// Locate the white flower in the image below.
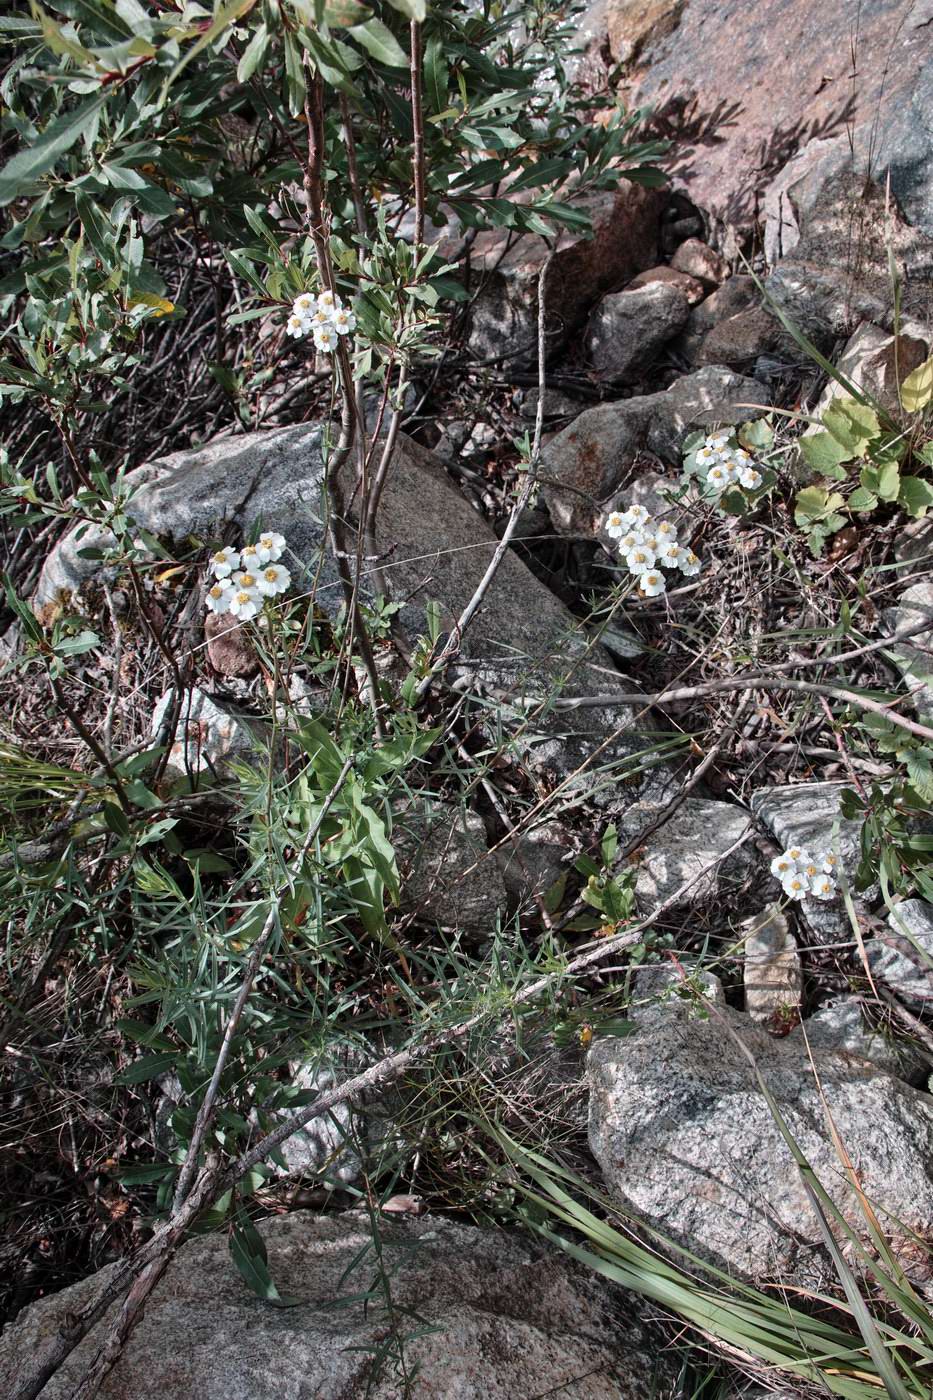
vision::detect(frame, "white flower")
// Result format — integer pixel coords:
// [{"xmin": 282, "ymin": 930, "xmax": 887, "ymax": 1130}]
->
[
  {"xmin": 678, "ymin": 550, "xmax": 702, "ymax": 576},
  {"xmin": 256, "ymin": 532, "xmax": 286, "ymax": 564},
  {"xmin": 655, "ymin": 520, "xmax": 678, "ymax": 542},
  {"xmin": 658, "ymin": 540, "xmax": 684, "ymax": 567},
  {"xmin": 621, "ymin": 504, "xmax": 650, "ymax": 528},
  {"xmin": 317, "ymin": 289, "xmax": 336, "ymax": 312},
  {"xmin": 640, "ymin": 532, "xmax": 659, "ymax": 554},
  {"xmin": 286, "ymin": 313, "xmax": 308, "ymax": 340},
  {"xmin": 332, "ymin": 307, "xmax": 356, "ymax": 335},
  {"xmin": 705, "ymin": 430, "xmax": 733, "ymax": 451},
  {"xmin": 625, "ymin": 546, "xmax": 656, "ymax": 575},
  {"xmin": 256, "ymin": 563, "xmax": 291, "ymax": 597},
  {"xmin": 617, "ymin": 530, "xmax": 644, "ymax": 555},
  {"xmin": 228, "ymin": 586, "xmax": 261, "ymax": 621},
  {"xmin": 809, "ymin": 874, "xmax": 837, "ymax": 901},
  {"xmin": 695, "ymin": 445, "xmax": 721, "ymax": 469},
  {"xmin": 738, "ymin": 466, "xmax": 763, "ymax": 490},
  {"xmin": 819, "ymin": 852, "xmax": 839, "ymax": 875},
  {"xmin": 239, "ymin": 544, "xmax": 262, "ymax": 570},
  {"xmin": 313, "ymin": 324, "xmax": 338, "ymax": 354},
  {"xmin": 730, "ymin": 448, "xmax": 753, "ymax": 469},
  {"xmin": 798, "ymin": 857, "xmax": 823, "ymax": 886},
  {"xmin": 770, "ymin": 853, "xmax": 795, "ymax": 879},
  {"xmin": 293, "ymin": 293, "xmax": 316, "ymax": 318},
  {"xmin": 205, "ymin": 581, "xmax": 233, "ymax": 614},
  {"xmin": 210, "ymin": 546, "xmax": 240, "ymax": 578},
  {"xmin": 706, "ymin": 464, "xmax": 731, "ymax": 492},
  {"xmin": 784, "ymin": 846, "xmax": 811, "ymax": 869},
  {"xmin": 604, "ymin": 511, "xmax": 628, "ymax": 537},
  {"xmin": 781, "ymin": 872, "xmax": 809, "ymax": 901},
  {"xmin": 639, "ymin": 569, "xmax": 666, "ymax": 597}
]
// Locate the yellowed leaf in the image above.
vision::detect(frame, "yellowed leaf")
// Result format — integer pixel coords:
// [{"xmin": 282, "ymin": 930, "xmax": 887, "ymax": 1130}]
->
[
  {"xmin": 900, "ymin": 353, "xmax": 933, "ymax": 414},
  {"xmin": 128, "ymin": 292, "xmax": 175, "ymax": 317}
]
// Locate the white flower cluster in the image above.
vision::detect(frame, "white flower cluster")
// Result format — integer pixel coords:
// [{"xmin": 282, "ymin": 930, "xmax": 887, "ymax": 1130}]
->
[
  {"xmin": 696, "ymin": 429, "xmax": 763, "ymax": 495},
  {"xmin": 770, "ymin": 847, "xmax": 839, "ymax": 902},
  {"xmin": 285, "ymin": 288, "xmax": 356, "ymax": 353},
  {"xmin": 603, "ymin": 504, "xmax": 701, "ymax": 597},
  {"xmin": 204, "ymin": 534, "xmax": 291, "ymax": 622}
]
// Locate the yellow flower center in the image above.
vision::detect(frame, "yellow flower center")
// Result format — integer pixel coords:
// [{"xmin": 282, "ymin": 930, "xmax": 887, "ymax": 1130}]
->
[
  {"xmin": 239, "ymin": 573, "xmax": 255, "ymax": 587},
  {"xmin": 264, "ymin": 568, "xmax": 278, "ymax": 581},
  {"xmin": 236, "ymin": 592, "xmax": 250, "ymax": 605},
  {"xmin": 210, "ymin": 585, "xmax": 224, "ymax": 599},
  {"xmin": 213, "ymin": 551, "xmax": 228, "ymax": 564}
]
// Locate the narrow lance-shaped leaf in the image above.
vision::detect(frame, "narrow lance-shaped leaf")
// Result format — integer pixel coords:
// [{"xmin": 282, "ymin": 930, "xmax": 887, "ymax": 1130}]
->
[{"xmin": 0, "ymin": 93, "xmax": 107, "ymax": 206}]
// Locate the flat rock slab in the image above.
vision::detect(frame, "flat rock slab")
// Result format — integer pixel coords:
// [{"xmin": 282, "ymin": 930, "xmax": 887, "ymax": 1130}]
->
[
  {"xmin": 588, "ymin": 1002, "xmax": 933, "ymax": 1288},
  {"xmin": 0, "ymin": 1211, "xmax": 674, "ymax": 1399},
  {"xmin": 584, "ymin": 281, "xmax": 690, "ymax": 383},
  {"xmin": 602, "ymin": 0, "xmax": 933, "ymax": 243},
  {"xmin": 621, "ymin": 796, "xmax": 754, "ymax": 908},
  {"xmin": 866, "ymin": 898, "xmax": 933, "ymax": 1008},
  {"xmin": 750, "ymin": 781, "xmax": 866, "ymax": 942},
  {"xmin": 542, "ymin": 367, "xmax": 763, "ymax": 533},
  {"xmin": 393, "ymin": 800, "xmax": 507, "ymax": 932}
]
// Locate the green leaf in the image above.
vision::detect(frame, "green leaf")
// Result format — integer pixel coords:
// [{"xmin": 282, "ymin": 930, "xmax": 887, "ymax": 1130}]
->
[
  {"xmin": 237, "ymin": 22, "xmax": 269, "ymax": 81},
  {"xmin": 900, "ymin": 353, "xmax": 933, "ymax": 414},
  {"xmin": 230, "ymin": 1212, "xmax": 301, "ymax": 1306},
  {"xmin": 116, "ymin": 1051, "xmax": 178, "ymax": 1084},
  {"xmin": 323, "ymin": 0, "xmax": 372, "ymax": 23},
  {"xmin": 847, "ymin": 486, "xmax": 877, "ymax": 512},
  {"xmin": 794, "ymin": 486, "xmax": 844, "ymax": 525},
  {"xmin": 822, "ymin": 397, "xmax": 881, "ymax": 456},
  {"xmin": 875, "ymin": 458, "xmax": 901, "ymax": 502},
  {"xmin": 385, "ymin": 0, "xmax": 426, "ymax": 17},
  {"xmin": 0, "ymin": 93, "xmax": 107, "ymax": 206},
  {"xmin": 423, "ymin": 34, "xmax": 447, "ymax": 113},
  {"xmin": 898, "ymin": 475, "xmax": 933, "ymax": 518},
  {"xmin": 905, "ymin": 751, "xmax": 933, "ymax": 802},
  {"xmin": 737, "ymin": 417, "xmax": 774, "ymax": 451},
  {"xmin": 799, "ymin": 431, "xmax": 849, "ymax": 474},
  {"xmin": 348, "ymin": 16, "xmax": 408, "ymax": 65}
]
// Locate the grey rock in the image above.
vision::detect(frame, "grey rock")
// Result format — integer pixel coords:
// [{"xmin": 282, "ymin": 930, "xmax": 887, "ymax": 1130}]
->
[
  {"xmin": 493, "ymin": 818, "xmax": 574, "ymax": 911},
  {"xmin": 884, "ymin": 575, "xmax": 933, "ymax": 726},
  {"xmin": 518, "ymin": 386, "xmax": 586, "ymax": 422},
  {"xmin": 462, "ymin": 179, "xmax": 665, "ymax": 369},
  {"xmin": 805, "ymin": 997, "xmax": 925, "ymax": 1079},
  {"xmin": 619, "ymin": 797, "xmax": 754, "ymax": 909},
  {"xmin": 743, "ymin": 904, "xmax": 802, "ymax": 1029},
  {"xmin": 750, "ymin": 781, "xmax": 865, "ymax": 942},
  {"xmin": 692, "ymin": 306, "xmax": 798, "ymax": 376},
  {"xmin": 542, "ymin": 367, "xmax": 763, "ymax": 533},
  {"xmin": 0, "ymin": 1211, "xmax": 675, "ymax": 1399},
  {"xmin": 679, "ymin": 275, "xmax": 760, "ymax": 364},
  {"xmin": 151, "ymin": 686, "xmax": 255, "ymax": 778},
  {"xmin": 394, "ymin": 800, "xmax": 507, "ymax": 933},
  {"xmin": 584, "ymin": 281, "xmax": 690, "ymax": 383},
  {"xmin": 645, "ymin": 366, "xmax": 764, "ymax": 462},
  {"xmin": 587, "ymin": 1000, "xmax": 933, "ymax": 1288},
  {"xmin": 812, "ymin": 322, "xmax": 930, "ymax": 419},
  {"xmin": 763, "ymin": 162, "xmax": 933, "ymax": 343},
  {"xmin": 37, "ymin": 425, "xmax": 632, "ymax": 704},
  {"xmin": 274, "ymin": 1061, "xmax": 363, "ymax": 1185},
  {"xmin": 865, "ymin": 899, "xmax": 933, "ymax": 1008},
  {"xmin": 628, "ymin": 961, "xmax": 727, "ymax": 1024}
]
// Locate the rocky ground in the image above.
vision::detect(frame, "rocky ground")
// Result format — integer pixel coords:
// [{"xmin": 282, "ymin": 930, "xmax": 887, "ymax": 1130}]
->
[{"xmin": 2, "ymin": 1, "xmax": 933, "ymax": 1397}]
